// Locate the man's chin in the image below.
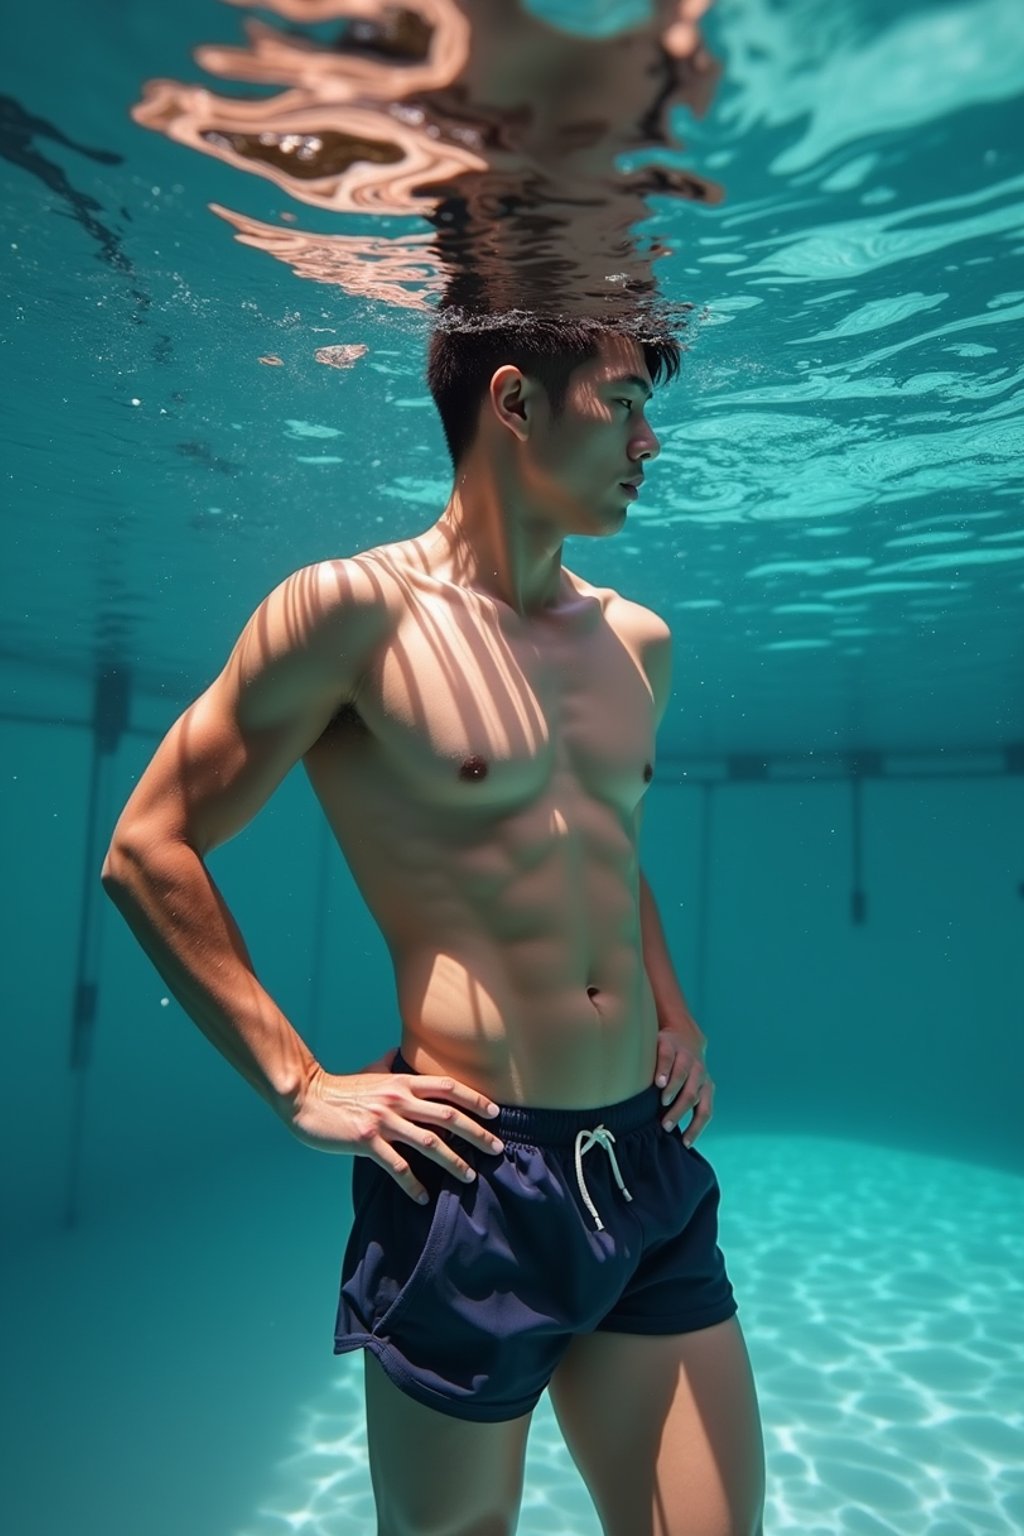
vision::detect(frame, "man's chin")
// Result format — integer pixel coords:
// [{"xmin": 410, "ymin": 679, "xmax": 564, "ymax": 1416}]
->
[
  {"xmin": 595, "ymin": 504, "xmax": 629, "ymax": 534},
  {"xmin": 568, "ymin": 500, "xmax": 629, "ymax": 536}
]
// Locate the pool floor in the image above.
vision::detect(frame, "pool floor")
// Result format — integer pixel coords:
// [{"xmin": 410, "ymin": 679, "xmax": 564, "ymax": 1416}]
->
[{"xmin": 5, "ymin": 1136, "xmax": 1021, "ymax": 1535}]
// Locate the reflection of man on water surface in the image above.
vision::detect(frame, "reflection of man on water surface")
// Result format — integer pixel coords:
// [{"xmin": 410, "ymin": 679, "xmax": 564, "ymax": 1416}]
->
[
  {"xmin": 102, "ymin": 307, "xmax": 766, "ymax": 1534},
  {"xmin": 134, "ymin": 0, "xmax": 722, "ymax": 311}
]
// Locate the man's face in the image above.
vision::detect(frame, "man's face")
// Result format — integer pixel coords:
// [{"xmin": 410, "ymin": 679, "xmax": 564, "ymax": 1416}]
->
[{"xmin": 521, "ymin": 333, "xmax": 662, "ymax": 535}]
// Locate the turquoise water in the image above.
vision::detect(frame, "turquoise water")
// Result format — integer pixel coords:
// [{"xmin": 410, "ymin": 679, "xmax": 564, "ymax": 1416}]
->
[{"xmin": 3, "ymin": 1, "xmax": 1023, "ymax": 1532}]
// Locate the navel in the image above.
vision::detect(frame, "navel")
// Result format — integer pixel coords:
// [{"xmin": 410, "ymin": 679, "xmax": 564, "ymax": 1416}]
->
[
  {"xmin": 643, "ymin": 762, "xmax": 653, "ymax": 782},
  {"xmin": 458, "ymin": 754, "xmax": 489, "ymax": 781}
]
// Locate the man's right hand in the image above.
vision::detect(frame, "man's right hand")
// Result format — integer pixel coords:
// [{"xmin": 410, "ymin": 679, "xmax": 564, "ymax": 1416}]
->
[{"xmin": 289, "ymin": 1055, "xmax": 506, "ymax": 1203}]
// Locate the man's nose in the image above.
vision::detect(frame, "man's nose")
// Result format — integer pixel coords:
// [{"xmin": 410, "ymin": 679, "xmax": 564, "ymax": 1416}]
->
[{"xmin": 632, "ymin": 425, "xmax": 660, "ymax": 463}]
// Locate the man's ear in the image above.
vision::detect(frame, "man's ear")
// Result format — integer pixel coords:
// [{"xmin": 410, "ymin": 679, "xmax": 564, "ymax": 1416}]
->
[{"xmin": 489, "ymin": 365, "xmax": 531, "ymax": 441}]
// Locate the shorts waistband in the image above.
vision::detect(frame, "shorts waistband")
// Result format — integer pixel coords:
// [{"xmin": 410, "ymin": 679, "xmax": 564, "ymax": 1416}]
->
[{"xmin": 390, "ymin": 1048, "xmax": 662, "ymax": 1147}]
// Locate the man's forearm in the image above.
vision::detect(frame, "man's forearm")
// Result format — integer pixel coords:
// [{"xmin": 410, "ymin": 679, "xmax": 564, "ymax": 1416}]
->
[
  {"xmin": 101, "ymin": 837, "xmax": 319, "ymax": 1121},
  {"xmin": 639, "ymin": 869, "xmax": 706, "ymax": 1045}
]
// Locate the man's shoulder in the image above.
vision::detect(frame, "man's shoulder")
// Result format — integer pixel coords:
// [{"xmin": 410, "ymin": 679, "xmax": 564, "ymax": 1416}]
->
[
  {"xmin": 595, "ymin": 589, "xmax": 673, "ymax": 721},
  {"xmin": 597, "ymin": 584, "xmax": 672, "ymax": 650},
  {"xmin": 270, "ymin": 554, "xmax": 403, "ymax": 659},
  {"xmin": 300, "ymin": 549, "xmax": 410, "ymax": 616},
  {"xmin": 321, "ymin": 538, "xmax": 440, "ymax": 608}
]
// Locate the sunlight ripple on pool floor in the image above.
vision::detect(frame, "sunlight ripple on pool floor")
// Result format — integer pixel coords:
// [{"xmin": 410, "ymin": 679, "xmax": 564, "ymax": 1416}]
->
[{"xmin": 233, "ymin": 1139, "xmax": 1024, "ymax": 1536}]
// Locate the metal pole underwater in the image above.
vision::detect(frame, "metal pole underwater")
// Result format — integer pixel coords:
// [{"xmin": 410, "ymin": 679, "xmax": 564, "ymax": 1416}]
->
[{"xmin": 63, "ymin": 663, "xmax": 131, "ymax": 1230}]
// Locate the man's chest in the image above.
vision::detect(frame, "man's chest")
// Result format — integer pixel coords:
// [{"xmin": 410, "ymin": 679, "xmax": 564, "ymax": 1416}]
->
[{"xmin": 342, "ymin": 588, "xmax": 657, "ymax": 818}]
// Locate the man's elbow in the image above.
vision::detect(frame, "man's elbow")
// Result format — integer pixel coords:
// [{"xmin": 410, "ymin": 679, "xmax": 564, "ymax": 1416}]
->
[
  {"xmin": 100, "ymin": 841, "xmax": 128, "ymax": 891},
  {"xmin": 100, "ymin": 829, "xmax": 145, "ymax": 891}
]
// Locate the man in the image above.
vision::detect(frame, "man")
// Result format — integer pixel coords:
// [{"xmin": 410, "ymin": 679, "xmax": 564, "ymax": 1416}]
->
[{"xmin": 101, "ymin": 313, "xmax": 765, "ymax": 1536}]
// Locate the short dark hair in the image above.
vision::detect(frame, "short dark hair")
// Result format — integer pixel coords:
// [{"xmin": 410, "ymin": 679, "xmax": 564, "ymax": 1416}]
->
[{"xmin": 426, "ymin": 309, "xmax": 686, "ymax": 470}]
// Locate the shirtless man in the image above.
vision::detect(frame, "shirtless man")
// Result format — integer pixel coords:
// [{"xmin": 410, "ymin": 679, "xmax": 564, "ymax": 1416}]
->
[{"xmin": 101, "ymin": 316, "xmax": 765, "ymax": 1536}]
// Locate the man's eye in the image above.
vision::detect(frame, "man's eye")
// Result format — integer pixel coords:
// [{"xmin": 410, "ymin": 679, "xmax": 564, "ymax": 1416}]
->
[{"xmin": 617, "ymin": 399, "xmax": 633, "ymax": 409}]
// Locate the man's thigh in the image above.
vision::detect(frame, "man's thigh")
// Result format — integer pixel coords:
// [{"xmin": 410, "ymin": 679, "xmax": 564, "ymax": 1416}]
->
[
  {"xmin": 363, "ymin": 1353, "xmax": 535, "ymax": 1536},
  {"xmin": 547, "ymin": 1317, "xmax": 765, "ymax": 1536}
]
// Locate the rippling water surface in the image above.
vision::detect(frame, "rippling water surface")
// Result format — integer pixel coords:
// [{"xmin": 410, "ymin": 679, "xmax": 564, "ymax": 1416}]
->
[{"xmin": 3, "ymin": 0, "xmax": 1022, "ymax": 755}]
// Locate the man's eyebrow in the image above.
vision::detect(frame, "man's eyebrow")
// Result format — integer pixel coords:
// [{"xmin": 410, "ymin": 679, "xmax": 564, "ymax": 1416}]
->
[{"xmin": 606, "ymin": 373, "xmax": 654, "ymax": 401}]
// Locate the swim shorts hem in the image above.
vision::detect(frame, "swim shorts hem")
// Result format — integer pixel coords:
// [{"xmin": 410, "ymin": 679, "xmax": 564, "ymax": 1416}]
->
[
  {"xmin": 596, "ymin": 1296, "xmax": 738, "ymax": 1336},
  {"xmin": 334, "ymin": 1333, "xmax": 544, "ymax": 1423}
]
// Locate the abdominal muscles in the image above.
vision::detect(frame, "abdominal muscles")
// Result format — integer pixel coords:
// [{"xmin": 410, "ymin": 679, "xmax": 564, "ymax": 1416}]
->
[{"xmin": 392, "ymin": 928, "xmax": 659, "ymax": 1109}]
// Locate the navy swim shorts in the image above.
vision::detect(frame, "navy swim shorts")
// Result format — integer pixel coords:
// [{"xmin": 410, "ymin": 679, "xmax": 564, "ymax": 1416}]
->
[{"xmin": 333, "ymin": 1048, "xmax": 738, "ymax": 1422}]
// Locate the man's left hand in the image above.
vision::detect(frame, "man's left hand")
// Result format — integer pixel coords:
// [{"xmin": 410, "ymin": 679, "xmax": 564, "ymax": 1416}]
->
[{"xmin": 653, "ymin": 1027, "xmax": 713, "ymax": 1146}]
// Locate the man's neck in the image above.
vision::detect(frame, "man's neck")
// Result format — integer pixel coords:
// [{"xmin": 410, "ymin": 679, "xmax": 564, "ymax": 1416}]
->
[{"xmin": 427, "ymin": 480, "xmax": 569, "ymax": 619}]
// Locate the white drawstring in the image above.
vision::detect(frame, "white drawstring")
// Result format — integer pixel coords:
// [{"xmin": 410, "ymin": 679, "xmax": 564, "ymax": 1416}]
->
[{"xmin": 574, "ymin": 1125, "xmax": 633, "ymax": 1232}]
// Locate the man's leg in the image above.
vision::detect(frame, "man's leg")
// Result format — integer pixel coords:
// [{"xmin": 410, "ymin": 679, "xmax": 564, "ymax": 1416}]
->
[
  {"xmin": 547, "ymin": 1316, "xmax": 765, "ymax": 1536},
  {"xmin": 363, "ymin": 1353, "xmax": 535, "ymax": 1536}
]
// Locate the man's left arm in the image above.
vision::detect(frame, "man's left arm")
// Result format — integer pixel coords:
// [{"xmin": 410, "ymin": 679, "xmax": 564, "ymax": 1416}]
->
[
  {"xmin": 637, "ymin": 611, "xmax": 714, "ymax": 1144},
  {"xmin": 639, "ymin": 868, "xmax": 705, "ymax": 1048}
]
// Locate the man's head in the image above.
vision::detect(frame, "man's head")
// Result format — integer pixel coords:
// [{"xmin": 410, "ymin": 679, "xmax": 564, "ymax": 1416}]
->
[{"xmin": 426, "ymin": 312, "xmax": 682, "ymax": 533}]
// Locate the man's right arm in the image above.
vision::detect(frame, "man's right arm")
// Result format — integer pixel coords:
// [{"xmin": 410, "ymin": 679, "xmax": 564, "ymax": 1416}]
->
[{"xmin": 100, "ymin": 557, "xmax": 391, "ymax": 1126}]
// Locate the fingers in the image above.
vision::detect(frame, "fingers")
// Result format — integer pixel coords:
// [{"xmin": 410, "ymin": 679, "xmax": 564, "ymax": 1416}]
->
[
  {"xmin": 374, "ymin": 1121, "xmax": 497, "ymax": 1204},
  {"xmin": 654, "ymin": 1042, "xmax": 675, "ymax": 1092},
  {"xmin": 407, "ymin": 1077, "xmax": 505, "ymax": 1154},
  {"xmin": 410, "ymin": 1096, "xmax": 507, "ymax": 1155},
  {"xmin": 393, "ymin": 1104, "xmax": 505, "ymax": 1186},
  {"xmin": 662, "ymin": 1070, "xmax": 714, "ymax": 1146},
  {"xmin": 408, "ymin": 1074, "xmax": 502, "ymax": 1124},
  {"xmin": 372, "ymin": 1138, "xmax": 435, "ymax": 1205},
  {"xmin": 376, "ymin": 1075, "xmax": 506, "ymax": 1202},
  {"xmin": 654, "ymin": 1032, "xmax": 714, "ymax": 1146},
  {"xmin": 681, "ymin": 1077, "xmax": 713, "ymax": 1146}
]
